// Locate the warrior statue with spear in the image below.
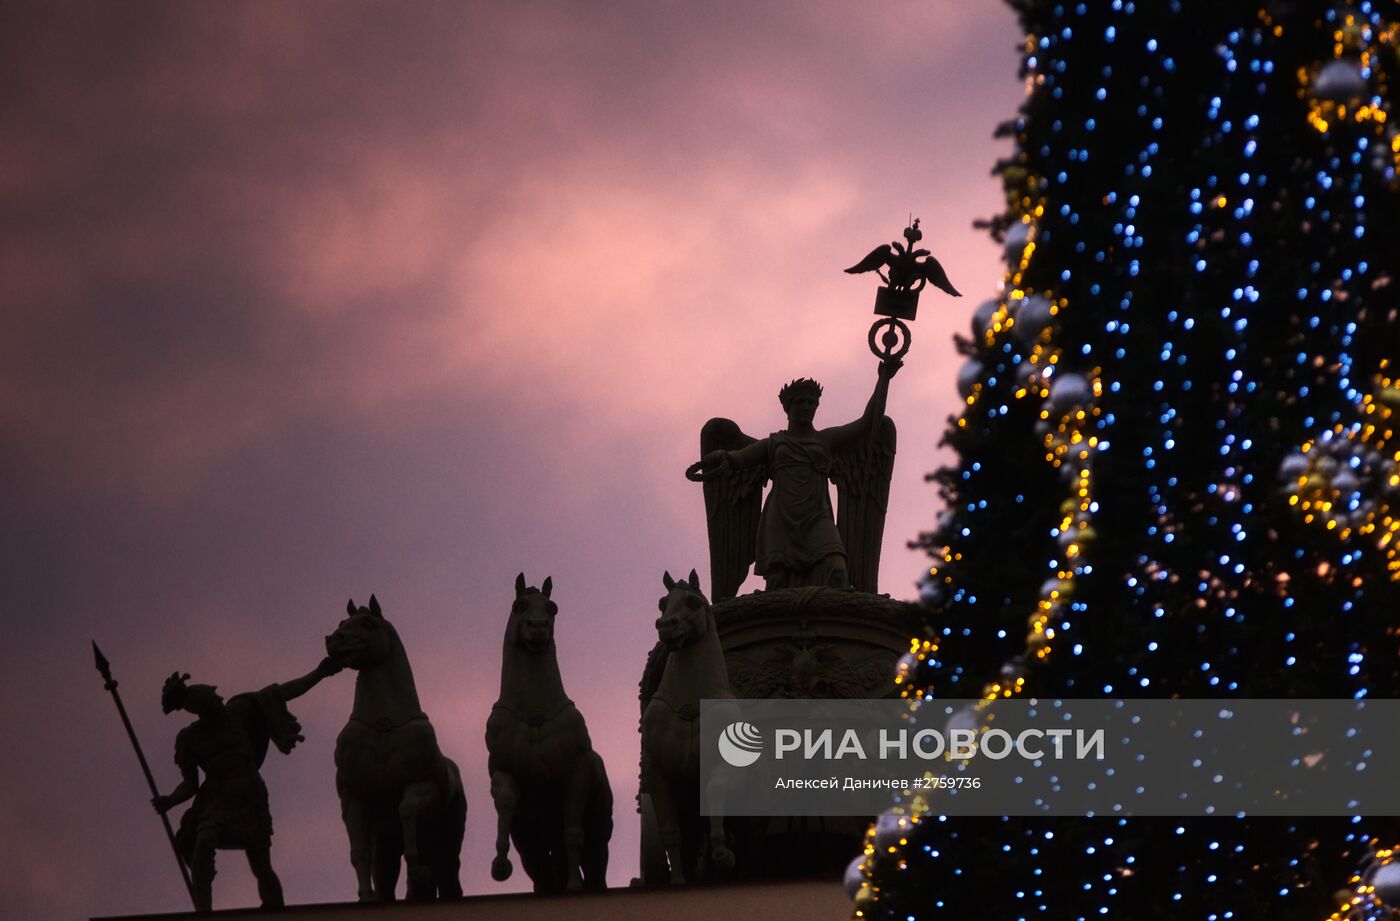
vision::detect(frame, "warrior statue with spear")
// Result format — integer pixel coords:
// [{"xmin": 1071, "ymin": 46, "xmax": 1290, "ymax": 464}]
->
[
  {"xmin": 152, "ymin": 659, "xmax": 342, "ymax": 911},
  {"xmin": 153, "ymin": 660, "xmax": 342, "ymax": 911},
  {"xmin": 95, "ymin": 641, "xmax": 343, "ymax": 913}
]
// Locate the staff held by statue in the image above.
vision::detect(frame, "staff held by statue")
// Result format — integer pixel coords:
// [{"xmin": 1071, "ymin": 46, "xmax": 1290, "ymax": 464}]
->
[{"xmin": 92, "ymin": 641, "xmax": 198, "ymax": 910}]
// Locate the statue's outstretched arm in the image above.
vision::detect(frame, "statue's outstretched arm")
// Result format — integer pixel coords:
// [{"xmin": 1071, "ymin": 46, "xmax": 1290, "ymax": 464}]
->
[
  {"xmin": 825, "ymin": 359, "xmax": 902, "ymax": 449},
  {"xmin": 154, "ymin": 762, "xmax": 198, "ymax": 814},
  {"xmin": 726, "ymin": 437, "xmax": 769, "ymax": 469},
  {"xmin": 274, "ymin": 656, "xmax": 343, "ymax": 702},
  {"xmin": 705, "ymin": 436, "xmax": 768, "ymax": 471}
]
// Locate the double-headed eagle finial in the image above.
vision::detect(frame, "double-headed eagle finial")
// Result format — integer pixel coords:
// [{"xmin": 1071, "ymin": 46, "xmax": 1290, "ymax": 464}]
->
[{"xmin": 844, "ymin": 217, "xmax": 961, "ymax": 298}]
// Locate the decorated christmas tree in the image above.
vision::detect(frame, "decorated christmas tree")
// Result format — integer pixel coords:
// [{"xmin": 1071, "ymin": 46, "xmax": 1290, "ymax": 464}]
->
[{"xmin": 854, "ymin": 1, "xmax": 1400, "ymax": 918}]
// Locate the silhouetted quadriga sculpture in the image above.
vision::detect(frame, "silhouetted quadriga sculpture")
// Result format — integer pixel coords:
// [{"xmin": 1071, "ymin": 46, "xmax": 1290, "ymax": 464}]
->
[
  {"xmin": 152, "ymin": 659, "xmax": 341, "ymax": 912},
  {"xmin": 98, "ymin": 227, "xmax": 954, "ymax": 910},
  {"xmin": 486, "ymin": 573, "xmax": 613, "ymax": 892},
  {"xmin": 328, "ymin": 595, "xmax": 466, "ymax": 901}
]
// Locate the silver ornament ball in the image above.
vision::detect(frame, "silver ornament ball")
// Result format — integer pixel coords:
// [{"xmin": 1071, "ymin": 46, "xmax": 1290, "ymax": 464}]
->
[
  {"xmin": 1313, "ymin": 59, "xmax": 1368, "ymax": 102},
  {"xmin": 873, "ymin": 811, "xmax": 909, "ymax": 851},
  {"xmin": 1014, "ymin": 294, "xmax": 1054, "ymax": 343},
  {"xmin": 1047, "ymin": 373, "xmax": 1092, "ymax": 414},
  {"xmin": 844, "ymin": 855, "xmax": 868, "ymax": 899},
  {"xmin": 1373, "ymin": 862, "xmax": 1400, "ymax": 905},
  {"xmin": 1003, "ymin": 221, "xmax": 1030, "ymax": 262},
  {"xmin": 972, "ymin": 299, "xmax": 999, "ymax": 338},
  {"xmin": 957, "ymin": 359, "xmax": 984, "ymax": 399}
]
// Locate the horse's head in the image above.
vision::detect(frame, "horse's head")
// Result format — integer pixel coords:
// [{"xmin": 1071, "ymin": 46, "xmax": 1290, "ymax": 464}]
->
[
  {"xmin": 656, "ymin": 569, "xmax": 711, "ymax": 650},
  {"xmin": 326, "ymin": 594, "xmax": 398, "ymax": 670},
  {"xmin": 508, "ymin": 572, "xmax": 557, "ymax": 655}
]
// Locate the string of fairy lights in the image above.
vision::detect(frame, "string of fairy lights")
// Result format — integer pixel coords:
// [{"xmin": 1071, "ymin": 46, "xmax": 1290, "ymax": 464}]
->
[
  {"xmin": 849, "ymin": 2, "xmax": 1400, "ymax": 919},
  {"xmin": 1307, "ymin": 7, "xmax": 1400, "ymax": 919},
  {"xmin": 854, "ymin": 2, "xmax": 1118, "ymax": 912},
  {"xmin": 1297, "ymin": 10, "xmax": 1400, "ymax": 919},
  {"xmin": 1285, "ymin": 8, "xmax": 1400, "ymax": 585},
  {"xmin": 1284, "ymin": 367, "xmax": 1399, "ymax": 580}
]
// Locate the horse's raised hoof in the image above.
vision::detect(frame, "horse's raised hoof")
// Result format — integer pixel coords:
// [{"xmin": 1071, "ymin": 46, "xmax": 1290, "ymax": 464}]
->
[
  {"xmin": 711, "ymin": 844, "xmax": 736, "ymax": 870},
  {"xmin": 491, "ymin": 856, "xmax": 514, "ymax": 881}
]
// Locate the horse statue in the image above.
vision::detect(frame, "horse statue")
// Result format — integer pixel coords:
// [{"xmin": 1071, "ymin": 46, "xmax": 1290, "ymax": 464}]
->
[
  {"xmin": 640, "ymin": 569, "xmax": 740, "ymax": 883},
  {"xmin": 485, "ymin": 573, "xmax": 613, "ymax": 892},
  {"xmin": 327, "ymin": 595, "xmax": 466, "ymax": 901}
]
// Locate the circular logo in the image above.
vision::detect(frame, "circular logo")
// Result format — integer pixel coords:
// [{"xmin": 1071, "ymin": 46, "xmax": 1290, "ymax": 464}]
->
[{"xmin": 717, "ymin": 721, "xmax": 764, "ymax": 767}]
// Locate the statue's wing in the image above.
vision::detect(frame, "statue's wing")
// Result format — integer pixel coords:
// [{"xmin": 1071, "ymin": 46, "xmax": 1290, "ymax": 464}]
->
[
  {"xmin": 831, "ymin": 415, "xmax": 896, "ymax": 594},
  {"xmin": 701, "ymin": 417, "xmax": 767, "ymax": 601},
  {"xmin": 844, "ymin": 243, "xmax": 895, "ymax": 275},
  {"xmin": 919, "ymin": 253, "xmax": 962, "ymax": 297}
]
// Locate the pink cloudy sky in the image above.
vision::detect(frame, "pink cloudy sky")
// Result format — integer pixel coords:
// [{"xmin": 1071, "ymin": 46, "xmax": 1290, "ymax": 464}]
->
[{"xmin": 0, "ymin": 2, "xmax": 1020, "ymax": 916}]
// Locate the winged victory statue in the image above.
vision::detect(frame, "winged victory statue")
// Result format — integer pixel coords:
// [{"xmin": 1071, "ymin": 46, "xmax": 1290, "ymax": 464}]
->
[{"xmin": 686, "ymin": 359, "xmax": 901, "ymax": 601}]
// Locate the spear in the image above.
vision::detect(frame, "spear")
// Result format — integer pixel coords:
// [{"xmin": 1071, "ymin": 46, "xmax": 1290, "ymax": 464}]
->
[{"xmin": 92, "ymin": 641, "xmax": 196, "ymax": 909}]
